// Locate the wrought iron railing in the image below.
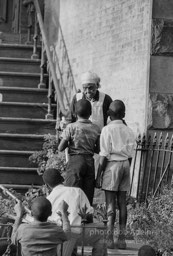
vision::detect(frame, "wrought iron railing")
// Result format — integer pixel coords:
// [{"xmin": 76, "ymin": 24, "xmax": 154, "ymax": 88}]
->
[
  {"xmin": 130, "ymin": 132, "xmax": 173, "ymax": 202},
  {"xmin": 55, "ymin": 22, "xmax": 77, "ymax": 101},
  {"xmin": 19, "ymin": 0, "xmax": 77, "ymax": 125}
]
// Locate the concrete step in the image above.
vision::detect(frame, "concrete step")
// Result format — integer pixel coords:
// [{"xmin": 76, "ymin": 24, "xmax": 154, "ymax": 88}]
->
[
  {"xmin": 0, "ymin": 57, "xmax": 41, "ymax": 73},
  {"xmin": 0, "ymin": 71, "xmax": 48, "ymax": 88},
  {"xmin": 0, "ymin": 167, "xmax": 43, "ymax": 186},
  {"xmin": 77, "ymin": 241, "xmax": 141, "ymax": 255},
  {"xmin": 0, "ymin": 117, "xmax": 56, "ymax": 135},
  {"xmin": 0, "ymin": 150, "xmax": 36, "ymax": 168},
  {"xmin": 0, "ymin": 87, "xmax": 48, "ymax": 103},
  {"xmin": 0, "ymin": 133, "xmax": 45, "ymax": 151},
  {"xmin": 0, "ymin": 44, "xmax": 41, "ymax": 59},
  {"xmin": 0, "ymin": 32, "xmax": 29, "ymax": 44},
  {"xmin": 0, "ymin": 102, "xmax": 56, "ymax": 119}
]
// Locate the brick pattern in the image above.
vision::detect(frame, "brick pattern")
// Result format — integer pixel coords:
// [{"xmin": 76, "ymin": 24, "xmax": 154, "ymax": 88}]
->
[{"xmin": 55, "ymin": 0, "xmax": 152, "ymax": 133}]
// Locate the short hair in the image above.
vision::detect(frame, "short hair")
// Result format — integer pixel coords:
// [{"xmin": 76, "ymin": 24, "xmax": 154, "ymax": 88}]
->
[
  {"xmin": 108, "ymin": 100, "xmax": 125, "ymax": 118},
  {"xmin": 42, "ymin": 168, "xmax": 64, "ymax": 188},
  {"xmin": 138, "ymin": 245, "xmax": 156, "ymax": 256},
  {"xmin": 75, "ymin": 99, "xmax": 91, "ymax": 118},
  {"xmin": 31, "ymin": 196, "xmax": 52, "ymax": 222}
]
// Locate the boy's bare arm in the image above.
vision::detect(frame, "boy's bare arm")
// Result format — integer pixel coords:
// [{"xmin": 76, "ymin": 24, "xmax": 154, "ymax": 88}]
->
[
  {"xmin": 58, "ymin": 139, "xmax": 68, "ymax": 152},
  {"xmin": 95, "ymin": 156, "xmax": 107, "ymax": 188},
  {"xmin": 57, "ymin": 200, "xmax": 71, "ymax": 240}
]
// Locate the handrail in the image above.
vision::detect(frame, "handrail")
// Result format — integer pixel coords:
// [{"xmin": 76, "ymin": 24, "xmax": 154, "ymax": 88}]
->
[
  {"xmin": 33, "ymin": 0, "xmax": 68, "ymax": 116},
  {"xmin": 58, "ymin": 24, "xmax": 77, "ymax": 94},
  {"xmin": 50, "ymin": 45, "xmax": 71, "ymax": 108}
]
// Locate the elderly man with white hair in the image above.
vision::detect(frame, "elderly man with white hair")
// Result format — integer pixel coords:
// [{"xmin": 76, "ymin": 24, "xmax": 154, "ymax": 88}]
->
[{"xmin": 69, "ymin": 71, "xmax": 112, "ymax": 129}]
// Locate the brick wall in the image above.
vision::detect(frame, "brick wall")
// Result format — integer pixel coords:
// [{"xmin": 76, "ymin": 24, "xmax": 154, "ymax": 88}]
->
[{"xmin": 45, "ymin": 0, "xmax": 152, "ymax": 133}]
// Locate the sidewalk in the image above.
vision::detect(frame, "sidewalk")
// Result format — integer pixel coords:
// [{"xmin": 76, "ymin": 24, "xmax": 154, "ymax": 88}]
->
[{"xmin": 78, "ymin": 241, "xmax": 142, "ymax": 255}]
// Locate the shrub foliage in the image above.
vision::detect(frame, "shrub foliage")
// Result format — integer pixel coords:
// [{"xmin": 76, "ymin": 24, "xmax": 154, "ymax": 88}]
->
[
  {"xmin": 128, "ymin": 185, "xmax": 173, "ymax": 255},
  {"xmin": 29, "ymin": 134, "xmax": 66, "ymax": 176}
]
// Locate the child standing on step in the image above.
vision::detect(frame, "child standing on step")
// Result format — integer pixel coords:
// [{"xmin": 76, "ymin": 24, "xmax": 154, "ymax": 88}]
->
[
  {"xmin": 96, "ymin": 100, "xmax": 135, "ymax": 249},
  {"xmin": 58, "ymin": 99, "xmax": 101, "ymax": 206}
]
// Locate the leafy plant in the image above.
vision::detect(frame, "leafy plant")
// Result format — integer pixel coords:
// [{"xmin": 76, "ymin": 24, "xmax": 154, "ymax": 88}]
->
[
  {"xmin": 78, "ymin": 205, "xmax": 90, "ymax": 223},
  {"xmin": 29, "ymin": 134, "xmax": 66, "ymax": 176},
  {"xmin": 0, "ymin": 189, "xmax": 24, "ymax": 219},
  {"xmin": 94, "ymin": 203, "xmax": 107, "ymax": 223},
  {"xmin": 128, "ymin": 185, "xmax": 173, "ymax": 255},
  {"xmin": 0, "ymin": 195, "xmax": 15, "ymax": 220},
  {"xmin": 23, "ymin": 185, "xmax": 49, "ymax": 209},
  {"xmin": 0, "ymin": 185, "xmax": 49, "ymax": 219}
]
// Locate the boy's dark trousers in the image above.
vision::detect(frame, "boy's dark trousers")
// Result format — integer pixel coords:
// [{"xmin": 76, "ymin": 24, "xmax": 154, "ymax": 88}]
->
[{"xmin": 64, "ymin": 154, "xmax": 95, "ymax": 206}]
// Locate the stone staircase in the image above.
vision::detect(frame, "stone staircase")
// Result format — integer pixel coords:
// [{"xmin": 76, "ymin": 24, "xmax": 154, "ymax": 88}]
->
[
  {"xmin": 0, "ymin": 43, "xmax": 56, "ymax": 193},
  {"xmin": 78, "ymin": 241, "xmax": 141, "ymax": 255}
]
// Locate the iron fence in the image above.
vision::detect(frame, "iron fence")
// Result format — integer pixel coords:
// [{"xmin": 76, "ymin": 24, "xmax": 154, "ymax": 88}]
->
[{"xmin": 130, "ymin": 132, "xmax": 173, "ymax": 202}]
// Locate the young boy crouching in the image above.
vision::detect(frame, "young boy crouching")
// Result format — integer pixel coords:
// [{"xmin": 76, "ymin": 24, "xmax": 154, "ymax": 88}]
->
[{"xmin": 11, "ymin": 197, "xmax": 70, "ymax": 256}]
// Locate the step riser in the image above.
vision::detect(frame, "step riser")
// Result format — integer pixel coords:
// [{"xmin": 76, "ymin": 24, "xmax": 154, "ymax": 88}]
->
[
  {"xmin": 0, "ymin": 61, "xmax": 40, "ymax": 73},
  {"xmin": 1, "ymin": 33, "xmax": 28, "ymax": 44},
  {"xmin": 0, "ymin": 43, "xmax": 56, "ymax": 190},
  {"xmin": 0, "ymin": 104, "xmax": 51, "ymax": 119},
  {"xmin": 0, "ymin": 153, "xmax": 36, "ymax": 168},
  {"xmin": 0, "ymin": 137, "xmax": 44, "ymax": 151},
  {"xmin": 0, "ymin": 75, "xmax": 48, "ymax": 88},
  {"xmin": 0, "ymin": 90, "xmax": 48, "ymax": 103},
  {"xmin": 0, "ymin": 120, "xmax": 56, "ymax": 135},
  {"xmin": 0, "ymin": 48, "xmax": 41, "ymax": 59},
  {"xmin": 0, "ymin": 170, "xmax": 43, "ymax": 185}
]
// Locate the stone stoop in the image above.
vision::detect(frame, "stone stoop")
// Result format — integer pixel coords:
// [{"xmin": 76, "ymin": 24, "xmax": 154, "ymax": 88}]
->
[
  {"xmin": 77, "ymin": 241, "xmax": 141, "ymax": 255},
  {"xmin": 0, "ymin": 42, "xmax": 56, "ymax": 193}
]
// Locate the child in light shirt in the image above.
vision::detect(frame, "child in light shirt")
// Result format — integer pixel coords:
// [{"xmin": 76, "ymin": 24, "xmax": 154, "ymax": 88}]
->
[{"xmin": 96, "ymin": 100, "xmax": 135, "ymax": 249}]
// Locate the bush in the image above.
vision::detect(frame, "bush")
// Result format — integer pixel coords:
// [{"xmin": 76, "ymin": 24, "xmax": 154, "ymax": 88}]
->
[
  {"xmin": 29, "ymin": 134, "xmax": 66, "ymax": 176},
  {"xmin": 128, "ymin": 185, "xmax": 173, "ymax": 255}
]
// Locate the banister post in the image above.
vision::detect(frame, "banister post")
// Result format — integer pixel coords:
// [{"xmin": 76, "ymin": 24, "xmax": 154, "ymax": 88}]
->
[
  {"xmin": 33, "ymin": 0, "xmax": 68, "ymax": 116},
  {"xmin": 31, "ymin": 9, "xmax": 39, "ymax": 59},
  {"xmin": 38, "ymin": 41, "xmax": 46, "ymax": 89},
  {"xmin": 25, "ymin": 3, "xmax": 34, "ymax": 45},
  {"xmin": 45, "ymin": 69, "xmax": 53, "ymax": 120}
]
